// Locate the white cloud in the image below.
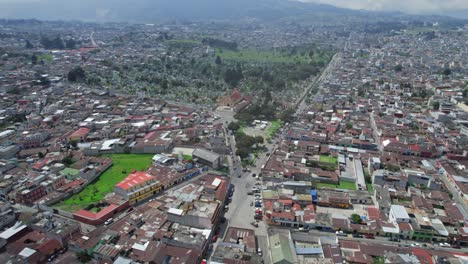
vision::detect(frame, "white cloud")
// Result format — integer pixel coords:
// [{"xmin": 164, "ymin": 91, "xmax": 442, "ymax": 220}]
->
[{"xmin": 300, "ymin": 0, "xmax": 468, "ymax": 14}]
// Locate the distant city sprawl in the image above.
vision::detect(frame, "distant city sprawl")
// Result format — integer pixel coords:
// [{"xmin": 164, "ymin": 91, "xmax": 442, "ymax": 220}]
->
[{"xmin": 0, "ymin": 10, "xmax": 467, "ymax": 264}]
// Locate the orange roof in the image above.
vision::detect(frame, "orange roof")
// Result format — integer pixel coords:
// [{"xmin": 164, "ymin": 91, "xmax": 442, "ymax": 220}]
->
[
  {"xmin": 74, "ymin": 204, "xmax": 118, "ymax": 220},
  {"xmin": 69, "ymin": 127, "xmax": 90, "ymax": 139},
  {"xmin": 115, "ymin": 171, "xmax": 155, "ymax": 191}
]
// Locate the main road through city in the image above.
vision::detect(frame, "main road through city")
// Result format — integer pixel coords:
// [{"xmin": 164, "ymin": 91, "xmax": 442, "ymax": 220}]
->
[{"xmin": 211, "ymin": 53, "xmax": 342, "ymax": 263}]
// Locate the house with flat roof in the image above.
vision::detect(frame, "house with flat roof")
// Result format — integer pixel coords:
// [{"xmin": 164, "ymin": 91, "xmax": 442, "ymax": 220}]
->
[
  {"xmin": 389, "ymin": 205, "xmax": 410, "ymax": 224},
  {"xmin": 192, "ymin": 148, "xmax": 220, "ymax": 168}
]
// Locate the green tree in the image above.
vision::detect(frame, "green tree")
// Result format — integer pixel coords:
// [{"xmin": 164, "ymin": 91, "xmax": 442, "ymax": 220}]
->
[
  {"xmin": 236, "ymin": 148, "xmax": 250, "ymax": 159},
  {"xmin": 31, "ymin": 54, "xmax": 38, "ymax": 65},
  {"xmin": 255, "ymin": 136, "xmax": 264, "ymax": 148},
  {"xmin": 227, "ymin": 122, "xmax": 240, "ymax": 131},
  {"xmin": 25, "ymin": 39, "xmax": 34, "ymax": 49},
  {"xmin": 432, "ymin": 101, "xmax": 440, "ymax": 111},
  {"xmin": 161, "ymin": 79, "xmax": 168, "ymax": 90},
  {"xmin": 62, "ymin": 154, "xmax": 74, "ymax": 166},
  {"xmin": 442, "ymin": 68, "xmax": 451, "ymax": 76},
  {"xmin": 215, "ymin": 55, "xmax": 222, "ymax": 65},
  {"xmin": 394, "ymin": 64, "xmax": 403, "ymax": 72},
  {"xmin": 279, "ymin": 108, "xmax": 295, "ymax": 123},
  {"xmin": 351, "ymin": 214, "xmax": 362, "ymax": 224},
  {"xmin": 346, "ymin": 122, "xmax": 353, "ymax": 129},
  {"xmin": 68, "ymin": 66, "xmax": 86, "ymax": 82}
]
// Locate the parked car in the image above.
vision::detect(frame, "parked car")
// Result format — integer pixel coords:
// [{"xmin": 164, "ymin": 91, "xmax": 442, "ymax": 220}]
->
[
  {"xmin": 104, "ymin": 218, "xmax": 114, "ymax": 226},
  {"xmin": 336, "ymin": 231, "xmax": 346, "ymax": 237},
  {"xmin": 250, "ymin": 221, "xmax": 258, "ymax": 227},
  {"xmin": 352, "ymin": 234, "xmax": 363, "ymax": 238},
  {"xmin": 411, "ymin": 243, "xmax": 421, "ymax": 247},
  {"xmin": 363, "ymin": 234, "xmax": 374, "ymax": 239},
  {"xmin": 212, "ymin": 235, "xmax": 218, "ymax": 243}
]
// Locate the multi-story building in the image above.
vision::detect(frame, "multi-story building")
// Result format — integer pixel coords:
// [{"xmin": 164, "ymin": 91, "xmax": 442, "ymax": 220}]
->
[
  {"xmin": 16, "ymin": 184, "xmax": 47, "ymax": 204},
  {"xmin": 114, "ymin": 171, "xmax": 162, "ymax": 204}
]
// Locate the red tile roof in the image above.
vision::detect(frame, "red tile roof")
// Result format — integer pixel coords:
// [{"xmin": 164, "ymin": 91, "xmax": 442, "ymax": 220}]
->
[
  {"xmin": 412, "ymin": 248, "xmax": 434, "ymax": 264},
  {"xmin": 33, "ymin": 158, "xmax": 50, "ymax": 170},
  {"xmin": 115, "ymin": 171, "xmax": 155, "ymax": 191},
  {"xmin": 73, "ymin": 204, "xmax": 118, "ymax": 220},
  {"xmin": 69, "ymin": 127, "xmax": 90, "ymax": 139},
  {"xmin": 367, "ymin": 207, "xmax": 380, "ymax": 220},
  {"xmin": 35, "ymin": 239, "xmax": 61, "ymax": 255}
]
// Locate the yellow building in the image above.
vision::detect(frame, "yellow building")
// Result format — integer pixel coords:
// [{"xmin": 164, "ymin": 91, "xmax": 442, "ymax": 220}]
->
[{"xmin": 114, "ymin": 171, "xmax": 162, "ymax": 204}]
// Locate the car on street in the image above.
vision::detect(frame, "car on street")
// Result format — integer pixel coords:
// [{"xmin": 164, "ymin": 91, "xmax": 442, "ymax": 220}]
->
[
  {"xmin": 335, "ymin": 231, "xmax": 346, "ymax": 236},
  {"xmin": 212, "ymin": 235, "xmax": 218, "ymax": 242},
  {"xmin": 363, "ymin": 234, "xmax": 374, "ymax": 239},
  {"xmin": 411, "ymin": 243, "xmax": 421, "ymax": 247},
  {"xmin": 104, "ymin": 218, "xmax": 114, "ymax": 226}
]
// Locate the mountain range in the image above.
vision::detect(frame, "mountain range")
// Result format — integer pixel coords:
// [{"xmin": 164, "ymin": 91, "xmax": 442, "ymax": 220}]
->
[
  {"xmin": 0, "ymin": 0, "xmax": 378, "ymax": 23},
  {"xmin": 0, "ymin": 0, "xmax": 465, "ymax": 23}
]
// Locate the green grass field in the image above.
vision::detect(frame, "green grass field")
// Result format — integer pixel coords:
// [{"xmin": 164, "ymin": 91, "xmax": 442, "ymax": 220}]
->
[
  {"xmin": 54, "ymin": 154, "xmax": 154, "ymax": 212},
  {"xmin": 266, "ymin": 120, "xmax": 282, "ymax": 139},
  {"xmin": 183, "ymin": 155, "xmax": 193, "ymax": 161},
  {"xmin": 317, "ymin": 181, "xmax": 356, "ymax": 190},
  {"xmin": 404, "ymin": 27, "xmax": 437, "ymax": 35},
  {"xmin": 215, "ymin": 48, "xmax": 310, "ymax": 64},
  {"xmin": 319, "ymin": 155, "xmax": 338, "ymax": 164},
  {"xmin": 36, "ymin": 53, "xmax": 53, "ymax": 62}
]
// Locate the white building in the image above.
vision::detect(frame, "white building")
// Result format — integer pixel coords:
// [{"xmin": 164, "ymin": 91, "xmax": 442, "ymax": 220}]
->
[{"xmin": 389, "ymin": 205, "xmax": 410, "ymax": 224}]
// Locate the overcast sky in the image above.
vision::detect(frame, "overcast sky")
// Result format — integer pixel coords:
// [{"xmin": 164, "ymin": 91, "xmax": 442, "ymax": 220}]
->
[{"xmin": 301, "ymin": 0, "xmax": 468, "ymax": 14}]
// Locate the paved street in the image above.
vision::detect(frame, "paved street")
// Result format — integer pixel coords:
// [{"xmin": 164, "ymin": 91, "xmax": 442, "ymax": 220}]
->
[
  {"xmin": 302, "ymin": 229, "xmax": 468, "ymax": 254},
  {"xmin": 210, "ymin": 53, "xmax": 342, "ymax": 263}
]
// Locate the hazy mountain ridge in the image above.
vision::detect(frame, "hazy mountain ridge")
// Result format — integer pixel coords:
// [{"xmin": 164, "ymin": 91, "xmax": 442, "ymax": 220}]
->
[
  {"xmin": 0, "ymin": 0, "xmax": 364, "ymax": 23},
  {"xmin": 0, "ymin": 0, "xmax": 465, "ymax": 23}
]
